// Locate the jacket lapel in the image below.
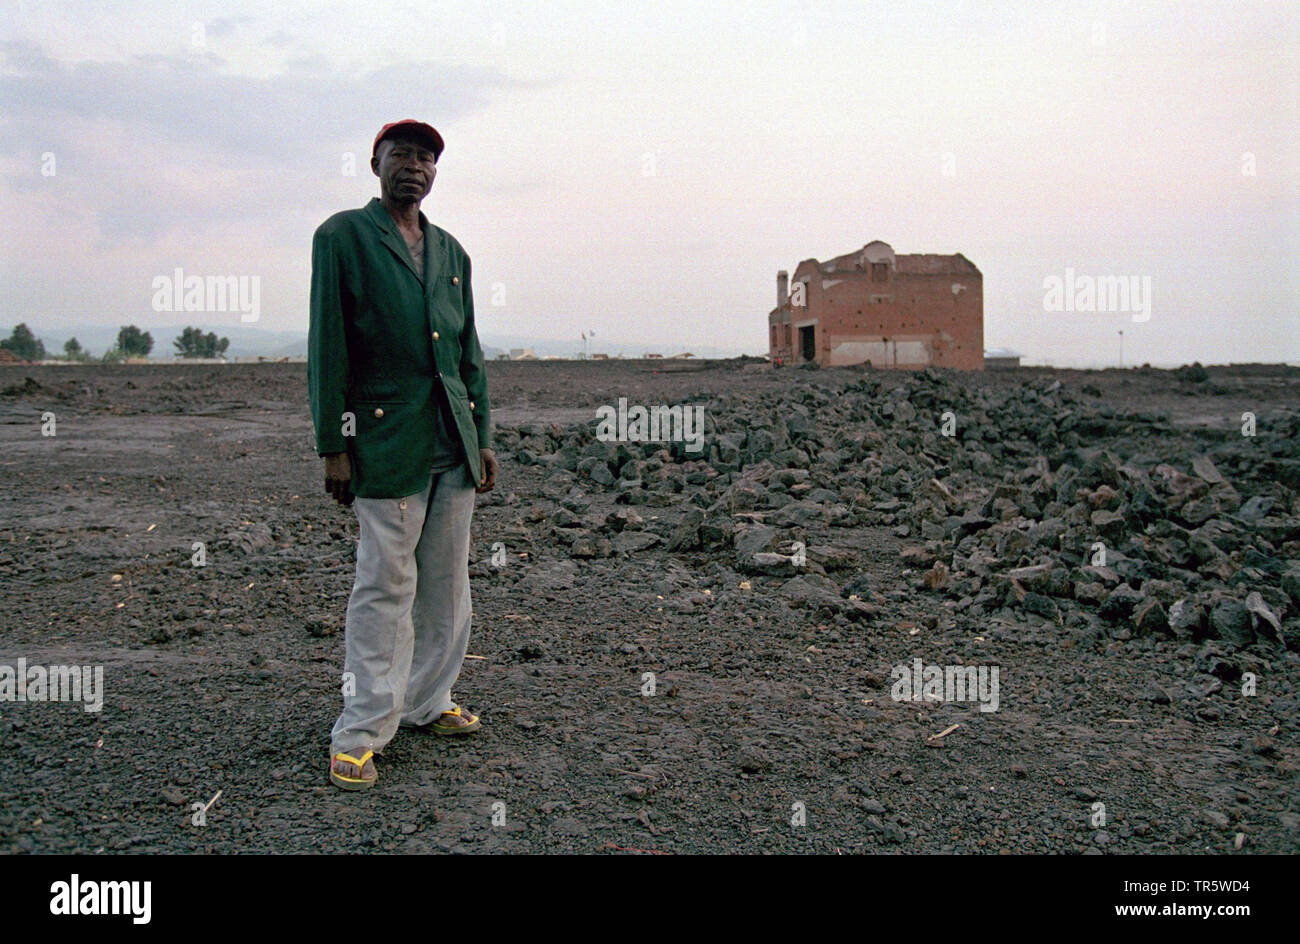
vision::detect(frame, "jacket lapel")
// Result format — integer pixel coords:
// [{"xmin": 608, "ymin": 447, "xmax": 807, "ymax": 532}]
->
[
  {"xmin": 421, "ymin": 213, "xmax": 443, "ymax": 299},
  {"xmin": 364, "ymin": 198, "xmax": 423, "ymax": 285}
]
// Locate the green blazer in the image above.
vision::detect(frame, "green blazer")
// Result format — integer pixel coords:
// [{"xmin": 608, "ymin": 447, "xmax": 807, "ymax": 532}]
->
[{"xmin": 308, "ymin": 197, "xmax": 492, "ymax": 499}]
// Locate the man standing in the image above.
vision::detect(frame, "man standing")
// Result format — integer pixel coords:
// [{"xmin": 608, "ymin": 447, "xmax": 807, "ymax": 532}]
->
[{"xmin": 309, "ymin": 119, "xmax": 499, "ymax": 790}]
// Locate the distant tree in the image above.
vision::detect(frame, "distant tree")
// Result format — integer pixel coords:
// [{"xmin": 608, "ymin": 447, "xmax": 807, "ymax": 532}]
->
[
  {"xmin": 62, "ymin": 337, "xmax": 92, "ymax": 362},
  {"xmin": 173, "ymin": 327, "xmax": 230, "ymax": 359},
  {"xmin": 1, "ymin": 323, "xmax": 46, "ymax": 362},
  {"xmin": 116, "ymin": 325, "xmax": 153, "ymax": 357}
]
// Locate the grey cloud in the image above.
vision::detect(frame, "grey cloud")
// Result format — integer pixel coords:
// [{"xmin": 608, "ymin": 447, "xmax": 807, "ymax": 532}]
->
[
  {"xmin": 0, "ymin": 41, "xmax": 538, "ymax": 242},
  {"xmin": 205, "ymin": 16, "xmax": 252, "ymax": 38},
  {"xmin": 0, "ymin": 39, "xmax": 57, "ymax": 72},
  {"xmin": 0, "ymin": 42, "xmax": 525, "ymax": 160}
]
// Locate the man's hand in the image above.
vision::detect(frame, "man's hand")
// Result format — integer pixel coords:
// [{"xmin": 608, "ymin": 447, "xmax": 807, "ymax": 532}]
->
[
  {"xmin": 476, "ymin": 448, "xmax": 499, "ymax": 493},
  {"xmin": 324, "ymin": 452, "xmax": 354, "ymax": 506}
]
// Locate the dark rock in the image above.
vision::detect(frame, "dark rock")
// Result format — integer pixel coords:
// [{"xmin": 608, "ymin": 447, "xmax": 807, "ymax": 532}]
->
[
  {"xmin": 1142, "ymin": 683, "xmax": 1173, "ymax": 704},
  {"xmin": 772, "ymin": 500, "xmax": 825, "ymax": 527},
  {"xmin": 945, "ymin": 512, "xmax": 994, "ymax": 540},
  {"xmin": 612, "ymin": 531, "xmax": 660, "ymax": 554},
  {"xmin": 576, "ymin": 456, "xmax": 615, "ymax": 486},
  {"xmin": 1074, "ymin": 581, "xmax": 1107, "ymax": 606},
  {"xmin": 1133, "ymin": 599, "xmax": 1169, "ymax": 635},
  {"xmin": 1282, "ymin": 562, "xmax": 1300, "ymax": 607},
  {"xmin": 899, "ymin": 545, "xmax": 938, "ymax": 568},
  {"xmin": 738, "ymin": 745, "xmax": 771, "ymax": 773},
  {"xmin": 666, "ymin": 509, "xmax": 705, "ymax": 551},
  {"xmin": 1202, "ymin": 809, "xmax": 1230, "ymax": 829},
  {"xmin": 604, "ymin": 508, "xmax": 645, "ymax": 532},
  {"xmin": 1237, "ymin": 495, "xmax": 1275, "ymax": 522},
  {"xmin": 1090, "ymin": 509, "xmax": 1126, "ymax": 540},
  {"xmin": 1167, "ymin": 598, "xmax": 1205, "ymax": 637},
  {"xmin": 734, "ymin": 524, "xmax": 777, "ymax": 558},
  {"xmin": 518, "ymin": 560, "xmax": 579, "ymax": 593},
  {"xmin": 1099, "ymin": 584, "xmax": 1145, "ymax": 623},
  {"xmin": 741, "ymin": 552, "xmax": 800, "ymax": 576},
  {"xmin": 222, "ymin": 522, "xmax": 274, "ymax": 556},
  {"xmin": 699, "ymin": 517, "xmax": 735, "ymax": 549},
  {"xmin": 1197, "ymin": 643, "xmax": 1240, "ymax": 680},
  {"xmin": 780, "ymin": 574, "xmax": 873, "ymax": 620},
  {"xmin": 569, "ymin": 532, "xmax": 611, "ymax": 558},
  {"xmin": 1028, "ymin": 519, "xmax": 1068, "ymax": 549},
  {"xmin": 1022, "ymin": 592, "xmax": 1059, "ymax": 621},
  {"xmin": 1209, "ymin": 599, "xmax": 1254, "ymax": 648},
  {"xmin": 1244, "ymin": 591, "xmax": 1283, "ymax": 645}
]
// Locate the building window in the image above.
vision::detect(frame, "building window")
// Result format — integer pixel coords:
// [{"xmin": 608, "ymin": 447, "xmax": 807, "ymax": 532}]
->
[{"xmin": 871, "ymin": 262, "xmax": 888, "ymax": 282}]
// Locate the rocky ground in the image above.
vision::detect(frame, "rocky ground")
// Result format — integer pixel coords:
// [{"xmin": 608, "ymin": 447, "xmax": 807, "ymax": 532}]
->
[{"xmin": 0, "ymin": 359, "xmax": 1297, "ymax": 854}]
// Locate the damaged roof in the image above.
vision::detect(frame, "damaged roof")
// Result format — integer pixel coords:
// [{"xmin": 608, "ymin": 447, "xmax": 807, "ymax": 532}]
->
[{"xmin": 819, "ymin": 250, "xmax": 980, "ymax": 276}]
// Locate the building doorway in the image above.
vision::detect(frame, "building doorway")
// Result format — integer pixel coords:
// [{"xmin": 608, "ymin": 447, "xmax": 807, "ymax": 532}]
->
[{"xmin": 799, "ymin": 325, "xmax": 816, "ymax": 362}]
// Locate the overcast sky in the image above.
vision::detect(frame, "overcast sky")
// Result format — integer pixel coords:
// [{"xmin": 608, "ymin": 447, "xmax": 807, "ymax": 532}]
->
[{"xmin": 1, "ymin": 0, "xmax": 1296, "ymax": 366}]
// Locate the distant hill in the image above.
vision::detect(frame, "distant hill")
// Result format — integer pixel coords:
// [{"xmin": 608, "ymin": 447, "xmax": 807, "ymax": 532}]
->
[
  {"xmin": 474, "ymin": 335, "xmax": 750, "ymax": 359},
  {"xmin": 23, "ymin": 324, "xmax": 752, "ymax": 361}
]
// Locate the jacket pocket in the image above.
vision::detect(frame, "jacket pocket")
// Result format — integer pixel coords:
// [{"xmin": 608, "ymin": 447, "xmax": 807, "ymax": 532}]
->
[{"xmin": 350, "ymin": 398, "xmax": 410, "ymax": 449}]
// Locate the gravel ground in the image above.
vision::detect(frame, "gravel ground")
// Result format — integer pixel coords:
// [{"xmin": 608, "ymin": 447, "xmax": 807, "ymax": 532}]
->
[{"xmin": 0, "ymin": 359, "xmax": 1296, "ymax": 854}]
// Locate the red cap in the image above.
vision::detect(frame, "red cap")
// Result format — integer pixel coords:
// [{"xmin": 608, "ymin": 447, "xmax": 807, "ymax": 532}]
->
[{"xmin": 372, "ymin": 120, "xmax": 444, "ymax": 161}]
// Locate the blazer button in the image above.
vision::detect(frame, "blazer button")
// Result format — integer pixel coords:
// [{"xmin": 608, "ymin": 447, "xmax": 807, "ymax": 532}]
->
[
  {"xmin": 452, "ymin": 276, "xmax": 460, "ymax": 285},
  {"xmin": 373, "ymin": 407, "xmax": 384, "ymax": 419},
  {"xmin": 469, "ymin": 400, "xmax": 475, "ymax": 410},
  {"xmin": 432, "ymin": 331, "xmax": 440, "ymax": 340}
]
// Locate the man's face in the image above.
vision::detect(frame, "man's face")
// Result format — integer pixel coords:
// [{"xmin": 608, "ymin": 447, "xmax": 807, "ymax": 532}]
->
[{"xmin": 371, "ymin": 133, "xmax": 438, "ymax": 204}]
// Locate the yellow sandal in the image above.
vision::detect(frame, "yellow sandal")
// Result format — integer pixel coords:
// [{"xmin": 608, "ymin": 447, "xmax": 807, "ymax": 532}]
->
[
  {"xmin": 428, "ymin": 705, "xmax": 481, "ymax": 736},
  {"xmin": 330, "ymin": 749, "xmax": 378, "ymax": 790}
]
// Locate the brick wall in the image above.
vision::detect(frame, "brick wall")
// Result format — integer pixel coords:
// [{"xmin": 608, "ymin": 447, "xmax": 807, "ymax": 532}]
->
[{"xmin": 769, "ymin": 253, "xmax": 983, "ymax": 370}]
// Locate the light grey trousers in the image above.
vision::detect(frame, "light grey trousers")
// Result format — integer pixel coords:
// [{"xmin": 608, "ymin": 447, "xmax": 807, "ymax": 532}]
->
[{"xmin": 331, "ymin": 464, "xmax": 476, "ymax": 756}]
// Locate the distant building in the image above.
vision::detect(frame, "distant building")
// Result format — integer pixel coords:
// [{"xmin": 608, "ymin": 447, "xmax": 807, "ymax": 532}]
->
[
  {"xmin": 508, "ymin": 348, "xmax": 538, "ymax": 360},
  {"xmin": 768, "ymin": 240, "xmax": 983, "ymax": 370},
  {"xmin": 591, "ymin": 353, "xmax": 609, "ymax": 360},
  {"xmin": 667, "ymin": 352, "xmax": 694, "ymax": 359},
  {"xmin": 644, "ymin": 353, "xmax": 663, "ymax": 359},
  {"xmin": 0, "ymin": 348, "xmax": 30, "ymax": 365},
  {"xmin": 984, "ymin": 347, "xmax": 1022, "ymax": 369}
]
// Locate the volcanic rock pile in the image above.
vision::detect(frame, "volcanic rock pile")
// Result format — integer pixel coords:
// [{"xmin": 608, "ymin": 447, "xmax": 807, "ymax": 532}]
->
[{"xmin": 487, "ymin": 368, "xmax": 1300, "ymax": 655}]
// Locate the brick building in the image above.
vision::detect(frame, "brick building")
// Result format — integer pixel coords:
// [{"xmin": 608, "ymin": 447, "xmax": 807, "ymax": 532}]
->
[{"xmin": 768, "ymin": 240, "xmax": 983, "ymax": 370}]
